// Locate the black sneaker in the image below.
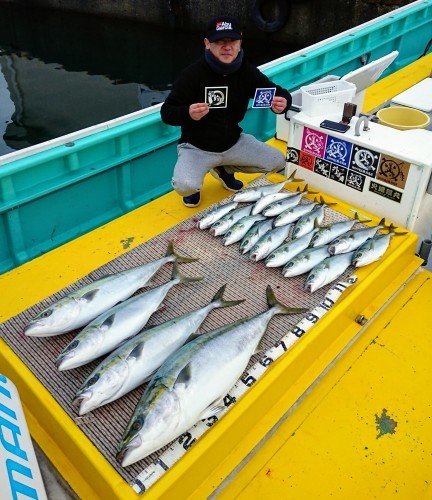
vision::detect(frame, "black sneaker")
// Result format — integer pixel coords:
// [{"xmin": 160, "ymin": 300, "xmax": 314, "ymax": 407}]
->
[
  {"xmin": 183, "ymin": 192, "xmax": 201, "ymax": 207},
  {"xmin": 211, "ymin": 167, "xmax": 243, "ymax": 192}
]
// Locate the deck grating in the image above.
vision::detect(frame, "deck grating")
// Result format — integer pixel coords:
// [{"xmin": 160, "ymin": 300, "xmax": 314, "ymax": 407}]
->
[{"xmin": 1, "ymin": 179, "xmax": 361, "ymax": 483}]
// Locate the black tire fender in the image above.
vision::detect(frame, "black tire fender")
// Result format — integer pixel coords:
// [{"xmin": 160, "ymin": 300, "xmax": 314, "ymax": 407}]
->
[{"xmin": 252, "ymin": 0, "xmax": 290, "ymax": 33}]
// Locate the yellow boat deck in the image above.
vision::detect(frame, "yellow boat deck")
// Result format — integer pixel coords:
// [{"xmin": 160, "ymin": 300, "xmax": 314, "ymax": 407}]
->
[{"xmin": 1, "ymin": 54, "xmax": 432, "ymax": 498}]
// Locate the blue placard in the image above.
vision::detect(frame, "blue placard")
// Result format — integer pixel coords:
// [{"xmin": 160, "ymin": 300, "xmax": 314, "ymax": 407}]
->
[{"xmin": 252, "ymin": 88, "xmax": 276, "ymax": 108}]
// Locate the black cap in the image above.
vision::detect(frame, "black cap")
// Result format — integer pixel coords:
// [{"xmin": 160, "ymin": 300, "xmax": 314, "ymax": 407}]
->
[{"xmin": 205, "ymin": 16, "xmax": 242, "ymax": 42}]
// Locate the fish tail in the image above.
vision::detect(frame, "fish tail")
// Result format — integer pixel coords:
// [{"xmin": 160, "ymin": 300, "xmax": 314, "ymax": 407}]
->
[
  {"xmin": 303, "ymin": 183, "xmax": 319, "ymax": 195},
  {"xmin": 354, "ymin": 212, "xmax": 372, "ymax": 223},
  {"xmin": 386, "ymin": 223, "xmax": 408, "ymax": 236},
  {"xmin": 171, "ymin": 262, "xmax": 203, "ymax": 283},
  {"xmin": 287, "ymin": 168, "xmax": 304, "ymax": 184},
  {"xmin": 211, "ymin": 284, "xmax": 245, "ymax": 308},
  {"xmin": 166, "ymin": 240, "xmax": 199, "ymax": 263},
  {"xmin": 266, "ymin": 285, "xmax": 307, "ymax": 315},
  {"xmin": 320, "ymin": 195, "xmax": 337, "ymax": 207}
]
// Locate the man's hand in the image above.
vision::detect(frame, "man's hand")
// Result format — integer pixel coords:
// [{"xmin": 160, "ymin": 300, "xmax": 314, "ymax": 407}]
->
[
  {"xmin": 271, "ymin": 96, "xmax": 287, "ymax": 114},
  {"xmin": 189, "ymin": 103, "xmax": 209, "ymax": 121}
]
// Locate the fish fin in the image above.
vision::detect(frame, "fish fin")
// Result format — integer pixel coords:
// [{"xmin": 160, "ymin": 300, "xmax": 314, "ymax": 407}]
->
[
  {"xmin": 287, "ymin": 168, "xmax": 304, "ymax": 184},
  {"xmin": 186, "ymin": 328, "xmax": 202, "ymax": 341},
  {"xmin": 171, "ymin": 262, "xmax": 203, "ymax": 283},
  {"xmin": 354, "ymin": 212, "xmax": 372, "ymax": 223},
  {"xmin": 266, "ymin": 285, "xmax": 308, "ymax": 315},
  {"xmin": 313, "ymin": 217, "xmax": 321, "ymax": 229},
  {"xmin": 101, "ymin": 315, "xmax": 115, "ymax": 329},
  {"xmin": 81, "ymin": 290, "xmax": 99, "ymax": 302},
  {"xmin": 211, "ymin": 284, "xmax": 245, "ymax": 308},
  {"xmin": 200, "ymin": 399, "xmax": 225, "ymax": 420},
  {"xmin": 320, "ymin": 195, "xmax": 337, "ymax": 207},
  {"xmin": 127, "ymin": 342, "xmax": 146, "ymax": 361},
  {"xmin": 174, "ymin": 363, "xmax": 192, "ymax": 387},
  {"xmin": 166, "ymin": 240, "xmax": 199, "ymax": 263},
  {"xmin": 254, "ymin": 338, "xmax": 268, "ymax": 354}
]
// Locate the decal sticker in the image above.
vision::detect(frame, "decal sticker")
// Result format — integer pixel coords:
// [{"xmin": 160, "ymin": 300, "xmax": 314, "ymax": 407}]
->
[
  {"xmin": 301, "ymin": 127, "xmax": 327, "ymax": 157},
  {"xmin": 345, "ymin": 170, "xmax": 366, "ymax": 191},
  {"xmin": 329, "ymin": 163, "xmax": 347, "ymax": 184},
  {"xmin": 252, "ymin": 87, "xmax": 276, "ymax": 108},
  {"xmin": 314, "ymin": 157, "xmax": 331, "ymax": 178},
  {"xmin": 369, "ymin": 181, "xmax": 402, "ymax": 202},
  {"xmin": 324, "ymin": 136, "xmax": 353, "ymax": 168},
  {"xmin": 298, "ymin": 151, "xmax": 315, "ymax": 171},
  {"xmin": 376, "ymin": 154, "xmax": 410, "ymax": 189},
  {"xmin": 286, "ymin": 147, "xmax": 300, "ymax": 164},
  {"xmin": 205, "ymin": 86, "xmax": 228, "ymax": 108},
  {"xmin": 349, "ymin": 145, "xmax": 379, "ymax": 178}
]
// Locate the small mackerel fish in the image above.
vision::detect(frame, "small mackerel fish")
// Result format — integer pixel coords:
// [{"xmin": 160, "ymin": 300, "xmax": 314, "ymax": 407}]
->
[
  {"xmin": 251, "ymin": 192, "xmax": 295, "ymax": 215},
  {"xmin": 24, "ymin": 242, "xmax": 197, "ymax": 337},
  {"xmin": 309, "ymin": 212, "xmax": 371, "ymax": 247},
  {"xmin": 116, "ymin": 286, "xmax": 306, "ymax": 467},
  {"xmin": 328, "ymin": 217, "xmax": 387, "ymax": 255},
  {"xmin": 304, "ymin": 251, "xmax": 356, "ymax": 292},
  {"xmin": 222, "ymin": 214, "xmax": 266, "ymax": 246},
  {"xmin": 249, "ymin": 224, "xmax": 292, "ymax": 262},
  {"xmin": 56, "ymin": 264, "xmax": 203, "ymax": 371},
  {"xmin": 283, "ymin": 245, "xmax": 330, "ymax": 277},
  {"xmin": 352, "ymin": 225, "xmax": 405, "ymax": 267},
  {"xmin": 197, "ymin": 201, "xmax": 238, "ymax": 230},
  {"xmin": 262, "ymin": 184, "xmax": 317, "ymax": 217},
  {"xmin": 209, "ymin": 205, "xmax": 252, "ymax": 236},
  {"xmin": 72, "ymin": 285, "xmax": 243, "ymax": 415},
  {"xmin": 274, "ymin": 201, "xmax": 318, "ymax": 227},
  {"xmin": 239, "ymin": 218, "xmax": 274, "ymax": 254},
  {"xmin": 292, "ymin": 197, "xmax": 336, "ymax": 239},
  {"xmin": 265, "ymin": 226, "xmax": 319, "ymax": 268},
  {"xmin": 232, "ymin": 169, "xmax": 303, "ymax": 203}
]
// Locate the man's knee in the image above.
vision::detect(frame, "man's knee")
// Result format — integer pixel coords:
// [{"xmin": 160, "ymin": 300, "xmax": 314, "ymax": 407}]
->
[{"xmin": 172, "ymin": 176, "xmax": 201, "ymax": 196}]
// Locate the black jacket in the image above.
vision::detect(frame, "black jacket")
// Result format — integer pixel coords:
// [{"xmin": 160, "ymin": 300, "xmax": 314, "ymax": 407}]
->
[{"xmin": 160, "ymin": 55, "xmax": 292, "ymax": 153}]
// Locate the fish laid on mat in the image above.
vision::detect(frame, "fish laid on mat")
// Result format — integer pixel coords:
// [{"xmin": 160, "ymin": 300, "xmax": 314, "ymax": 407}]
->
[
  {"xmin": 239, "ymin": 218, "xmax": 274, "ymax": 254},
  {"xmin": 262, "ymin": 185, "xmax": 317, "ymax": 217},
  {"xmin": 283, "ymin": 245, "xmax": 330, "ymax": 278},
  {"xmin": 116, "ymin": 286, "xmax": 306, "ymax": 467},
  {"xmin": 265, "ymin": 224, "xmax": 319, "ymax": 268},
  {"xmin": 24, "ymin": 242, "xmax": 197, "ymax": 337},
  {"xmin": 196, "ymin": 202, "xmax": 239, "ymax": 230},
  {"xmin": 209, "ymin": 205, "xmax": 252, "ymax": 236},
  {"xmin": 72, "ymin": 285, "xmax": 244, "ymax": 414},
  {"xmin": 222, "ymin": 214, "xmax": 266, "ymax": 246},
  {"xmin": 251, "ymin": 191, "xmax": 295, "ymax": 216},
  {"xmin": 328, "ymin": 218, "xmax": 386, "ymax": 255},
  {"xmin": 56, "ymin": 264, "xmax": 203, "ymax": 371},
  {"xmin": 304, "ymin": 251, "xmax": 355, "ymax": 292},
  {"xmin": 250, "ymin": 224, "xmax": 292, "ymax": 262},
  {"xmin": 309, "ymin": 212, "xmax": 371, "ymax": 247},
  {"xmin": 232, "ymin": 170, "xmax": 303, "ymax": 203},
  {"xmin": 273, "ymin": 201, "xmax": 319, "ymax": 227},
  {"xmin": 292, "ymin": 197, "xmax": 336, "ymax": 239},
  {"xmin": 352, "ymin": 225, "xmax": 405, "ymax": 267}
]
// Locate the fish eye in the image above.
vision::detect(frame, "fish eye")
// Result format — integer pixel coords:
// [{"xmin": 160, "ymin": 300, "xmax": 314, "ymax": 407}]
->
[
  {"xmin": 40, "ymin": 309, "xmax": 53, "ymax": 318},
  {"xmin": 286, "ymin": 262, "xmax": 293, "ymax": 269},
  {"xmin": 64, "ymin": 340, "xmax": 79, "ymax": 352},
  {"xmin": 87, "ymin": 375, "xmax": 100, "ymax": 386},
  {"xmin": 131, "ymin": 416, "xmax": 144, "ymax": 433}
]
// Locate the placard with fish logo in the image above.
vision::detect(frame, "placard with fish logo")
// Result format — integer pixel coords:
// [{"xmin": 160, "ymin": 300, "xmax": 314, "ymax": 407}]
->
[
  {"xmin": 376, "ymin": 154, "xmax": 410, "ymax": 189},
  {"xmin": 252, "ymin": 87, "xmax": 276, "ymax": 108},
  {"xmin": 323, "ymin": 136, "xmax": 353, "ymax": 168},
  {"xmin": 286, "ymin": 147, "xmax": 300, "ymax": 164},
  {"xmin": 298, "ymin": 151, "xmax": 315, "ymax": 171},
  {"xmin": 301, "ymin": 127, "xmax": 327, "ymax": 158},
  {"xmin": 369, "ymin": 180, "xmax": 403, "ymax": 202},
  {"xmin": 349, "ymin": 145, "xmax": 379, "ymax": 178},
  {"xmin": 205, "ymin": 87, "xmax": 228, "ymax": 108},
  {"xmin": 345, "ymin": 170, "xmax": 366, "ymax": 191}
]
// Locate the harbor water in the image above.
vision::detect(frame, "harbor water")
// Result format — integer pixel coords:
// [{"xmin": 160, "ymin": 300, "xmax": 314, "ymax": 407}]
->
[{"xmin": 0, "ymin": 2, "xmax": 300, "ymax": 156}]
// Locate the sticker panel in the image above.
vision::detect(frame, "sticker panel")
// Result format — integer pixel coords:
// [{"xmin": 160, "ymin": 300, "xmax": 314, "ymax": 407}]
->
[
  {"xmin": 329, "ymin": 163, "xmax": 347, "ymax": 184},
  {"xmin": 376, "ymin": 154, "xmax": 410, "ymax": 189},
  {"xmin": 301, "ymin": 127, "xmax": 327, "ymax": 158},
  {"xmin": 287, "ymin": 147, "xmax": 300, "ymax": 164},
  {"xmin": 324, "ymin": 136, "xmax": 353, "ymax": 168},
  {"xmin": 369, "ymin": 181, "xmax": 403, "ymax": 202},
  {"xmin": 205, "ymin": 87, "xmax": 228, "ymax": 108},
  {"xmin": 349, "ymin": 145, "xmax": 380, "ymax": 178},
  {"xmin": 252, "ymin": 87, "xmax": 276, "ymax": 108},
  {"xmin": 298, "ymin": 151, "xmax": 315, "ymax": 171},
  {"xmin": 314, "ymin": 158, "xmax": 331, "ymax": 178},
  {"xmin": 345, "ymin": 170, "xmax": 366, "ymax": 191}
]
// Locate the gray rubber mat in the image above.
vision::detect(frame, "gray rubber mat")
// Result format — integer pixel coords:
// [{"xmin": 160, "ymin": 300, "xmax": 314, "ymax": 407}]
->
[{"xmin": 1, "ymin": 180, "xmax": 361, "ymax": 484}]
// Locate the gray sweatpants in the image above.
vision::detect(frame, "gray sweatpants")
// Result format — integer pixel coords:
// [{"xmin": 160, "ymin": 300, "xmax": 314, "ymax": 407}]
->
[{"xmin": 172, "ymin": 133, "xmax": 286, "ymax": 196}]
